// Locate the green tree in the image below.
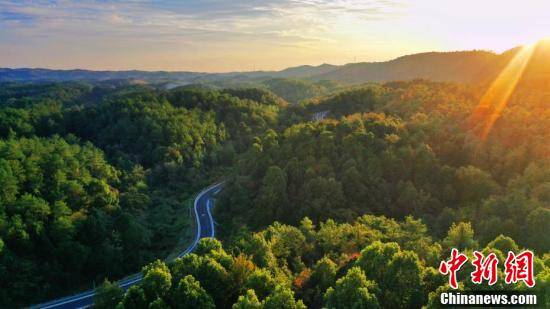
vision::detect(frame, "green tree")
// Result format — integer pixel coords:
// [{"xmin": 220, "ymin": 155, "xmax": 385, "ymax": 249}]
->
[
  {"xmin": 141, "ymin": 260, "xmax": 172, "ymax": 301},
  {"xmin": 148, "ymin": 298, "xmax": 169, "ymax": 309},
  {"xmin": 233, "ymin": 289, "xmax": 262, "ymax": 309},
  {"xmin": 240, "ymin": 234, "xmax": 276, "ymax": 269},
  {"xmin": 454, "ymin": 166, "xmax": 499, "ymax": 206},
  {"xmin": 355, "ymin": 241, "xmax": 400, "ymax": 282},
  {"xmin": 255, "ymin": 166, "xmax": 288, "ymax": 223},
  {"xmin": 244, "ymin": 268, "xmax": 277, "ymax": 300},
  {"xmin": 302, "ymin": 256, "xmax": 337, "ymax": 307},
  {"xmin": 195, "ymin": 238, "xmax": 224, "ymax": 256},
  {"xmin": 383, "ymin": 250, "xmax": 425, "ymax": 308},
  {"xmin": 119, "ymin": 286, "xmax": 147, "ymax": 309},
  {"xmin": 525, "ymin": 207, "xmax": 550, "ymax": 252},
  {"xmin": 196, "ymin": 257, "xmax": 231, "ymax": 307},
  {"xmin": 442, "ymin": 222, "xmax": 478, "ymax": 251},
  {"xmin": 486, "ymin": 234, "xmax": 519, "ymax": 253},
  {"xmin": 355, "ymin": 241, "xmax": 424, "ymax": 308},
  {"xmin": 263, "ymin": 285, "xmax": 306, "ymax": 309},
  {"xmin": 173, "ymin": 275, "xmax": 215, "ymax": 309},
  {"xmin": 324, "ymin": 267, "xmax": 380, "ymax": 309},
  {"xmin": 94, "ymin": 280, "xmax": 124, "ymax": 309}
]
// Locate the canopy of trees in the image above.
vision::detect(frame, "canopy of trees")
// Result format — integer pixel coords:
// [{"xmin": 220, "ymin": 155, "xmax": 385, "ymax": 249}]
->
[
  {"xmin": 0, "ymin": 82, "xmax": 281, "ymax": 307},
  {"xmin": 96, "ymin": 216, "xmax": 549, "ymax": 308},
  {"xmin": 1, "ymin": 74, "xmax": 548, "ymax": 307},
  {"xmin": 0, "ymin": 136, "xmax": 154, "ymax": 304},
  {"xmin": 221, "ymin": 80, "xmax": 549, "ymax": 255},
  {"xmin": 262, "ymin": 78, "xmax": 331, "ymax": 105}
]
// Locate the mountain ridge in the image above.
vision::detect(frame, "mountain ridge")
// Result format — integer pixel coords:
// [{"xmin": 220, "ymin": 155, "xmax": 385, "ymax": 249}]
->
[{"xmin": 2, "ymin": 43, "xmax": 548, "ymax": 85}]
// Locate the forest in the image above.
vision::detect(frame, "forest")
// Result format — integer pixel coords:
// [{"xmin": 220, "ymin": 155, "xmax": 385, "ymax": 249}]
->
[{"xmin": 0, "ymin": 75, "xmax": 548, "ymax": 307}]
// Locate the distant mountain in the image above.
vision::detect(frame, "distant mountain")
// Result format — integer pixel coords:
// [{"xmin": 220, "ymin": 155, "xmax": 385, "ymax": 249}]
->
[
  {"xmin": 314, "ymin": 41, "xmax": 550, "ymax": 85},
  {"xmin": 274, "ymin": 63, "xmax": 338, "ymax": 78},
  {"xmin": 2, "ymin": 42, "xmax": 548, "ymax": 85},
  {"xmin": 0, "ymin": 68, "xmax": 204, "ymax": 83},
  {"xmin": 311, "ymin": 50, "xmax": 502, "ymax": 83},
  {"xmin": 0, "ymin": 64, "xmax": 338, "ymax": 84}
]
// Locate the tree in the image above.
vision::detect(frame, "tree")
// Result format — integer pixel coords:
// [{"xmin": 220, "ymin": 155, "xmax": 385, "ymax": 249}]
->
[
  {"xmin": 383, "ymin": 250, "xmax": 425, "ymax": 308},
  {"xmin": 263, "ymin": 78, "xmax": 326, "ymax": 104},
  {"xmin": 525, "ymin": 207, "xmax": 550, "ymax": 252},
  {"xmin": 119, "ymin": 286, "xmax": 147, "ymax": 309},
  {"xmin": 148, "ymin": 298, "xmax": 169, "ymax": 309},
  {"xmin": 264, "ymin": 223, "xmax": 307, "ymax": 272},
  {"xmin": 301, "ymin": 256, "xmax": 337, "ymax": 308},
  {"xmin": 486, "ymin": 235, "xmax": 519, "ymax": 253},
  {"xmin": 233, "ymin": 289, "xmax": 262, "ymax": 309},
  {"xmin": 255, "ymin": 165, "xmax": 288, "ymax": 223},
  {"xmin": 533, "ymin": 268, "xmax": 550, "ymax": 307},
  {"xmin": 196, "ymin": 257, "xmax": 231, "ymax": 307},
  {"xmin": 263, "ymin": 285, "xmax": 306, "ymax": 309},
  {"xmin": 324, "ymin": 267, "xmax": 380, "ymax": 309},
  {"xmin": 442, "ymin": 222, "xmax": 477, "ymax": 251},
  {"xmin": 303, "ymin": 177, "xmax": 345, "ymax": 222},
  {"xmin": 355, "ymin": 241, "xmax": 424, "ymax": 308},
  {"xmin": 195, "ymin": 238, "xmax": 224, "ymax": 256},
  {"xmin": 243, "ymin": 268, "xmax": 277, "ymax": 300},
  {"xmin": 240, "ymin": 234, "xmax": 276, "ymax": 269},
  {"xmin": 94, "ymin": 280, "xmax": 124, "ymax": 309},
  {"xmin": 0, "ymin": 160, "xmax": 18, "ymax": 203},
  {"xmin": 231, "ymin": 254, "xmax": 256, "ymax": 292},
  {"xmin": 355, "ymin": 241, "xmax": 400, "ymax": 282},
  {"xmin": 141, "ymin": 260, "xmax": 172, "ymax": 301},
  {"xmin": 170, "ymin": 254, "xmax": 202, "ymax": 284},
  {"xmin": 309, "ymin": 256, "xmax": 337, "ymax": 291},
  {"xmin": 173, "ymin": 275, "xmax": 215, "ymax": 309},
  {"xmin": 454, "ymin": 166, "xmax": 499, "ymax": 206}
]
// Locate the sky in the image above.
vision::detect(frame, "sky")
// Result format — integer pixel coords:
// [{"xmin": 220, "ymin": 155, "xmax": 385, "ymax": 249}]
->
[{"xmin": 1, "ymin": 0, "xmax": 549, "ymax": 72}]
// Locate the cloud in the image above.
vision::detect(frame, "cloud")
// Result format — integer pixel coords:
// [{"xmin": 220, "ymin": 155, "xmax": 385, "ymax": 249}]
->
[
  {"xmin": 0, "ymin": 0, "xmax": 406, "ymax": 70},
  {"xmin": 0, "ymin": 0, "xmax": 403, "ymax": 42}
]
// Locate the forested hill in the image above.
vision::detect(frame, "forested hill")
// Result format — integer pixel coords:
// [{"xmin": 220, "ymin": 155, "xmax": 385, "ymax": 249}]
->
[
  {"xmin": 1, "ymin": 42, "xmax": 549, "ymax": 307},
  {"xmin": 318, "ymin": 40, "xmax": 550, "ymax": 84},
  {"xmin": 0, "ymin": 76, "xmax": 548, "ymax": 308},
  {"xmin": 312, "ymin": 50, "xmax": 504, "ymax": 84},
  {"xmin": 3, "ymin": 42, "xmax": 549, "ymax": 85}
]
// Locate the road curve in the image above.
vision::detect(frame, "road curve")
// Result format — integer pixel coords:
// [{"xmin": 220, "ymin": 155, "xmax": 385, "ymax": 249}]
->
[{"xmin": 31, "ymin": 182, "xmax": 224, "ymax": 309}]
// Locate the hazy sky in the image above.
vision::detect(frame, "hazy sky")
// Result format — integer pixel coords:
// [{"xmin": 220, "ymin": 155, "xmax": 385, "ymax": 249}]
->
[{"xmin": 1, "ymin": 0, "xmax": 549, "ymax": 72}]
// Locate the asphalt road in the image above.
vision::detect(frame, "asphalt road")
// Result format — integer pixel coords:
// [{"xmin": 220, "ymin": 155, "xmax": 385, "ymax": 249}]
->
[{"xmin": 31, "ymin": 182, "xmax": 224, "ymax": 309}]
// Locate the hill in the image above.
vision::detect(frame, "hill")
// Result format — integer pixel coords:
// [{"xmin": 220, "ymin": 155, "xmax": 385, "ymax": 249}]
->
[
  {"xmin": 313, "ymin": 40, "xmax": 550, "ymax": 84},
  {"xmin": 311, "ymin": 50, "xmax": 502, "ymax": 83},
  {"xmin": 5, "ymin": 42, "xmax": 550, "ymax": 85},
  {"xmin": 274, "ymin": 63, "xmax": 338, "ymax": 78}
]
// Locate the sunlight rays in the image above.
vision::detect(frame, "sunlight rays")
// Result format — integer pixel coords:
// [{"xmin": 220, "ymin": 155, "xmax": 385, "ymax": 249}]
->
[{"xmin": 470, "ymin": 43, "xmax": 536, "ymax": 142}]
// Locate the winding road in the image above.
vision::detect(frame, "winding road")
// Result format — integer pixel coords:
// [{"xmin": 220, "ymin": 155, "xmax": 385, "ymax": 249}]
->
[{"xmin": 31, "ymin": 182, "xmax": 224, "ymax": 309}]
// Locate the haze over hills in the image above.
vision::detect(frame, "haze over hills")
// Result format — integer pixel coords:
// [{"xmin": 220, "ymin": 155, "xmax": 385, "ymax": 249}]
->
[
  {"xmin": 314, "ymin": 50, "xmax": 506, "ymax": 84},
  {"xmin": 1, "ymin": 42, "xmax": 549, "ymax": 85}
]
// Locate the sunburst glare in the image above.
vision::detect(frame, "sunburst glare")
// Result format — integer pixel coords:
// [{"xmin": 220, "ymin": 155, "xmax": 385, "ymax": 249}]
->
[{"xmin": 470, "ymin": 43, "xmax": 536, "ymax": 142}]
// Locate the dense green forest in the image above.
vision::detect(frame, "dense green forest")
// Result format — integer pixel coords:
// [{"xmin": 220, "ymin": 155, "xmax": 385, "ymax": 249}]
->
[
  {"xmin": 261, "ymin": 79, "xmax": 340, "ymax": 105},
  {"xmin": 0, "ymin": 82, "xmax": 281, "ymax": 306},
  {"xmin": 0, "ymin": 76, "xmax": 548, "ymax": 307},
  {"xmin": 221, "ymin": 81, "xmax": 549, "ymax": 252},
  {"xmin": 94, "ymin": 219, "xmax": 549, "ymax": 308}
]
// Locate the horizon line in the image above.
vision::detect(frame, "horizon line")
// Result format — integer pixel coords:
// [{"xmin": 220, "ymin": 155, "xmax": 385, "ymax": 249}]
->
[{"xmin": 0, "ymin": 46, "xmax": 517, "ymax": 75}]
